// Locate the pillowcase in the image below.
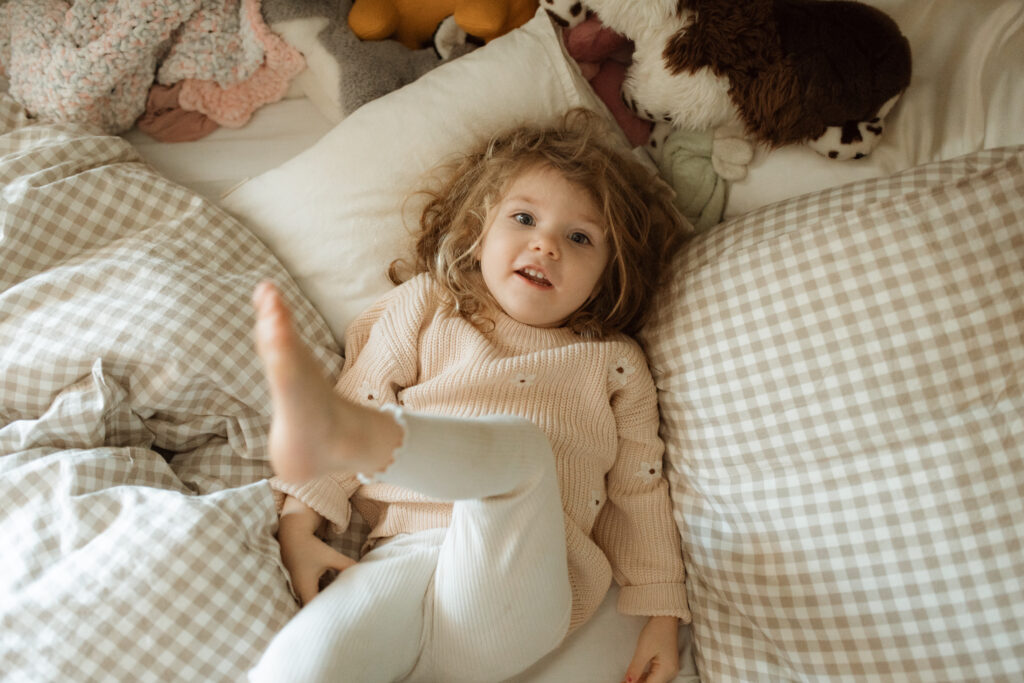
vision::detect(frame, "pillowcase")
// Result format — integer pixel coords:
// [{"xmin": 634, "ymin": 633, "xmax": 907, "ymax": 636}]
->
[
  {"xmin": 221, "ymin": 8, "xmax": 616, "ymax": 344},
  {"xmin": 642, "ymin": 146, "xmax": 1024, "ymax": 680},
  {"xmin": 725, "ymin": 0, "xmax": 1024, "ymax": 217}
]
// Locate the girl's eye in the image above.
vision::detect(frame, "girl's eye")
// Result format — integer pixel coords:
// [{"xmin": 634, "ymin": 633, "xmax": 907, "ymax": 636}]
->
[
  {"xmin": 513, "ymin": 212, "xmax": 535, "ymax": 226},
  {"xmin": 569, "ymin": 232, "xmax": 591, "ymax": 245}
]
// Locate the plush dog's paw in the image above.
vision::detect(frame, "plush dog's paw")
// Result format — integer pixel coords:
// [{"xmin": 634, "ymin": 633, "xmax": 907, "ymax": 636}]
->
[
  {"xmin": 711, "ymin": 126, "xmax": 754, "ymax": 181},
  {"xmin": 805, "ymin": 93, "xmax": 902, "ymax": 160},
  {"xmin": 544, "ymin": 0, "xmax": 589, "ymax": 29},
  {"xmin": 644, "ymin": 121, "xmax": 674, "ymax": 163}
]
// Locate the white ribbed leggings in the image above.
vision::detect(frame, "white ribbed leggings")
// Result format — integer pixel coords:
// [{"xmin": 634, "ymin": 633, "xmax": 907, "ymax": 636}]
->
[{"xmin": 250, "ymin": 409, "xmax": 572, "ymax": 683}]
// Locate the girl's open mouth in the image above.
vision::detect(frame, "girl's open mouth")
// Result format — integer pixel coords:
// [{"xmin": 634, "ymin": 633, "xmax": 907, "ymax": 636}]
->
[{"xmin": 516, "ymin": 267, "xmax": 553, "ymax": 288}]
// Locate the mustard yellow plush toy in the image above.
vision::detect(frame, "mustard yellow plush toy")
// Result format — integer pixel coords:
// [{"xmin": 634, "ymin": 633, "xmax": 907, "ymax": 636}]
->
[{"xmin": 348, "ymin": 0, "xmax": 538, "ymax": 50}]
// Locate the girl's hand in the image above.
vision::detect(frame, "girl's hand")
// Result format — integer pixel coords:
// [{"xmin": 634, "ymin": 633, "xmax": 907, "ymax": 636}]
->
[
  {"xmin": 277, "ymin": 495, "xmax": 357, "ymax": 605},
  {"xmin": 623, "ymin": 616, "xmax": 681, "ymax": 683}
]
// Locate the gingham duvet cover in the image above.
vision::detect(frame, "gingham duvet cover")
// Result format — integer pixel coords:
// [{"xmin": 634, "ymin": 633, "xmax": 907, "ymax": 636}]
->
[
  {"xmin": 3, "ymin": 88, "xmax": 1022, "ymax": 683},
  {"xmin": 0, "ymin": 94, "xmax": 348, "ymax": 682}
]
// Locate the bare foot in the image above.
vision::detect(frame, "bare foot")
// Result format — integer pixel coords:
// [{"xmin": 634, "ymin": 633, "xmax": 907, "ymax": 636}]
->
[{"xmin": 252, "ymin": 282, "xmax": 401, "ymax": 482}]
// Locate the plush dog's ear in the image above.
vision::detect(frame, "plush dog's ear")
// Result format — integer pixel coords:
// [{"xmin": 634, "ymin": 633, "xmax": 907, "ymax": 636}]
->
[
  {"xmin": 778, "ymin": 0, "xmax": 912, "ymax": 127},
  {"xmin": 662, "ymin": 0, "xmax": 811, "ymax": 146},
  {"xmin": 662, "ymin": 19, "xmax": 698, "ymax": 76},
  {"xmin": 742, "ymin": 0, "xmax": 911, "ymax": 148},
  {"xmin": 663, "ymin": 0, "xmax": 776, "ymax": 78},
  {"xmin": 740, "ymin": 65, "xmax": 828, "ymax": 148}
]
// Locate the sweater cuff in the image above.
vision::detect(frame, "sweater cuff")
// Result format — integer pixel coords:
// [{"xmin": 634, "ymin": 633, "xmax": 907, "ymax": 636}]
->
[
  {"xmin": 268, "ymin": 475, "xmax": 352, "ymax": 530},
  {"xmin": 617, "ymin": 582, "xmax": 692, "ymax": 624}
]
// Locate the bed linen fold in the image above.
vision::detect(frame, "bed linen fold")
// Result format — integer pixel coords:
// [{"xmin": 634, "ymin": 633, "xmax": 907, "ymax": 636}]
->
[{"xmin": 0, "ymin": 93, "xmax": 345, "ymax": 682}]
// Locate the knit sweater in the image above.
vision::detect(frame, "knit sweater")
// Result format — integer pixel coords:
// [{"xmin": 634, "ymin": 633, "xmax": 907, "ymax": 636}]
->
[{"xmin": 271, "ymin": 274, "xmax": 690, "ymax": 631}]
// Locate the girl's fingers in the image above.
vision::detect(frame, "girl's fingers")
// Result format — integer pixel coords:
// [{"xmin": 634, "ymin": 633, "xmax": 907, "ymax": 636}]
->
[{"xmin": 293, "ymin": 546, "xmax": 357, "ymax": 606}]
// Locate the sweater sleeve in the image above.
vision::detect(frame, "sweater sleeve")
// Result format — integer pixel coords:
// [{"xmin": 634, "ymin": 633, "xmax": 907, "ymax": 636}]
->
[
  {"xmin": 268, "ymin": 276, "xmax": 432, "ymax": 529},
  {"xmin": 592, "ymin": 341, "xmax": 691, "ymax": 623}
]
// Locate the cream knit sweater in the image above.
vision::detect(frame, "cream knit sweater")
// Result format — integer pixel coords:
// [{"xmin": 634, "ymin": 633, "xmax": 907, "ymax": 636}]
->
[{"xmin": 272, "ymin": 274, "xmax": 689, "ymax": 631}]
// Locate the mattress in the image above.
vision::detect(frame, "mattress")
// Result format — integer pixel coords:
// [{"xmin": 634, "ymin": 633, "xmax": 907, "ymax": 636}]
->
[{"xmin": 123, "ymin": 95, "xmax": 335, "ymax": 202}]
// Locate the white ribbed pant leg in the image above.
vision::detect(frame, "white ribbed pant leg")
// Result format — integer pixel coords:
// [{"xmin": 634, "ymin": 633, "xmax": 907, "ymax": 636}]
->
[
  {"xmin": 377, "ymin": 410, "xmax": 571, "ymax": 683},
  {"xmin": 419, "ymin": 469, "xmax": 571, "ymax": 682},
  {"xmin": 252, "ymin": 410, "xmax": 570, "ymax": 683},
  {"xmin": 249, "ymin": 533, "xmax": 439, "ymax": 683}
]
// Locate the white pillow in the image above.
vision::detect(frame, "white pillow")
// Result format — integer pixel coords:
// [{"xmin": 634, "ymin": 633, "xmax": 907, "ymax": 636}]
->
[
  {"xmin": 221, "ymin": 9, "xmax": 615, "ymax": 344},
  {"xmin": 725, "ymin": 0, "xmax": 1024, "ymax": 217}
]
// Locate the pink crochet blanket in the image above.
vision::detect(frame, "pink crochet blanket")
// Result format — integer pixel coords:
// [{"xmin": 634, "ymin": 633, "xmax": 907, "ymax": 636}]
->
[{"xmin": 0, "ymin": 0, "xmax": 304, "ymax": 133}]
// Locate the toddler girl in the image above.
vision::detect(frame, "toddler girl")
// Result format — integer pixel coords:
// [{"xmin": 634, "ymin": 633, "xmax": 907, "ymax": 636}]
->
[{"xmin": 250, "ymin": 109, "xmax": 691, "ymax": 683}]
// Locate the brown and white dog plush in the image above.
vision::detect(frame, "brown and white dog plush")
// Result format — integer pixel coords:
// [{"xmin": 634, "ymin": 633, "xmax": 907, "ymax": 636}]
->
[{"xmin": 553, "ymin": 0, "xmax": 912, "ymax": 161}]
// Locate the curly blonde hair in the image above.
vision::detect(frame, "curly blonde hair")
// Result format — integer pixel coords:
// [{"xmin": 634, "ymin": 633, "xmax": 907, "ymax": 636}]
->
[{"xmin": 390, "ymin": 108, "xmax": 690, "ymax": 338}]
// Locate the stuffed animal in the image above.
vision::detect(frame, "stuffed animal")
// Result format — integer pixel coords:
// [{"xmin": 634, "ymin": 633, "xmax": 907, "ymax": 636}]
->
[
  {"xmin": 264, "ymin": 0, "xmax": 467, "ymax": 123},
  {"xmin": 558, "ymin": 11, "xmax": 752, "ymax": 229},
  {"xmin": 348, "ymin": 0, "xmax": 538, "ymax": 49},
  {"xmin": 560, "ymin": 0, "xmax": 911, "ymax": 161}
]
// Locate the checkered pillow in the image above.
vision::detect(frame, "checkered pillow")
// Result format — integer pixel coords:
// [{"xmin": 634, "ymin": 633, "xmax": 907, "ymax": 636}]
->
[{"xmin": 643, "ymin": 147, "xmax": 1024, "ymax": 681}]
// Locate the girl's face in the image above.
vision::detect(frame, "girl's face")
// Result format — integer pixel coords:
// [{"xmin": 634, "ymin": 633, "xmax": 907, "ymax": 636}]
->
[{"xmin": 477, "ymin": 165, "xmax": 610, "ymax": 328}]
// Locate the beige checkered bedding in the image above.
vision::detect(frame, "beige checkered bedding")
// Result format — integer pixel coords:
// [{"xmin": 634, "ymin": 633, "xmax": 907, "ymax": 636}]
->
[
  {"xmin": 0, "ymin": 94, "xmax": 367, "ymax": 682},
  {"xmin": 3, "ymin": 81, "xmax": 1022, "ymax": 683},
  {"xmin": 643, "ymin": 146, "xmax": 1024, "ymax": 680}
]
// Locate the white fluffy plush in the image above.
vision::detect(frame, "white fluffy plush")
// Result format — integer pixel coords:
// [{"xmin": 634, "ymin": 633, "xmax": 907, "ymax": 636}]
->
[{"xmin": 617, "ymin": 17, "xmax": 739, "ymax": 133}]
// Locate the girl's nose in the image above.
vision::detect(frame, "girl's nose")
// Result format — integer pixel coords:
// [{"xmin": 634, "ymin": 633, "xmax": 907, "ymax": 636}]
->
[{"xmin": 530, "ymin": 234, "xmax": 560, "ymax": 259}]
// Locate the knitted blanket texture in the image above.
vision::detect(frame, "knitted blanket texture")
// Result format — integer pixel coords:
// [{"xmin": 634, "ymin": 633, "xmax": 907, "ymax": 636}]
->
[{"xmin": 0, "ymin": 0, "xmax": 304, "ymax": 133}]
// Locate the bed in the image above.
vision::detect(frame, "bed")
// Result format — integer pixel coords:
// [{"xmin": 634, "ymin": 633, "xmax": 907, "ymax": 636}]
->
[{"xmin": 1, "ymin": 1, "xmax": 1022, "ymax": 681}]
